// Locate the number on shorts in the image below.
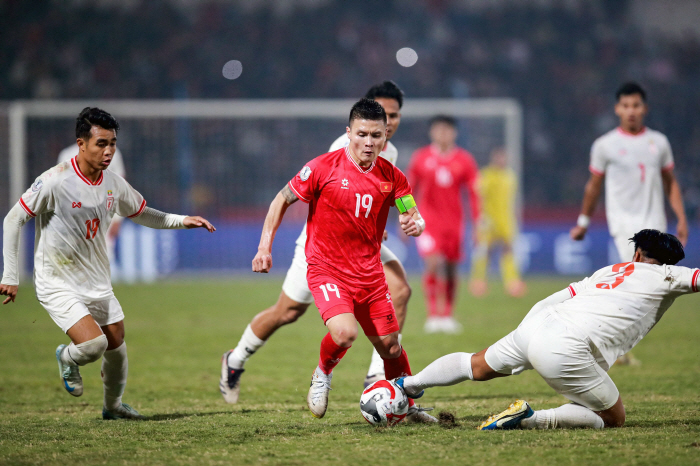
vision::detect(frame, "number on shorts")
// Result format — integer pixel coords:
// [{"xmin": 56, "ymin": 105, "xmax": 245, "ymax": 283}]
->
[
  {"xmin": 85, "ymin": 218, "xmax": 100, "ymax": 240},
  {"xmin": 355, "ymin": 193, "xmax": 373, "ymax": 218},
  {"xmin": 596, "ymin": 262, "xmax": 635, "ymax": 289},
  {"xmin": 319, "ymin": 283, "xmax": 340, "ymax": 301}
]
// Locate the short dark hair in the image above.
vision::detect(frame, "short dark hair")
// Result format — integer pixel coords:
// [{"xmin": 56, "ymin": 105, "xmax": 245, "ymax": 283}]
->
[
  {"xmin": 630, "ymin": 229, "xmax": 685, "ymax": 265},
  {"xmin": 76, "ymin": 107, "xmax": 120, "ymax": 140},
  {"xmin": 365, "ymin": 81, "xmax": 404, "ymax": 109},
  {"xmin": 349, "ymin": 98, "xmax": 387, "ymax": 126},
  {"xmin": 616, "ymin": 82, "xmax": 647, "ymax": 102},
  {"xmin": 430, "ymin": 115, "xmax": 457, "ymax": 128}
]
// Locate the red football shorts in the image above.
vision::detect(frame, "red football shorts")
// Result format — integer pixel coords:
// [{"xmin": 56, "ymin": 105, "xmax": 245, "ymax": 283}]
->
[
  {"xmin": 307, "ymin": 268, "xmax": 399, "ymax": 337},
  {"xmin": 415, "ymin": 227, "xmax": 463, "ymax": 262}
]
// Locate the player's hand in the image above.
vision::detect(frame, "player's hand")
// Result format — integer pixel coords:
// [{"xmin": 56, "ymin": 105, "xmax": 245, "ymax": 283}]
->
[
  {"xmin": 676, "ymin": 219, "xmax": 689, "ymax": 246},
  {"xmin": 0, "ymin": 284, "xmax": 18, "ymax": 305},
  {"xmin": 252, "ymin": 250, "xmax": 273, "ymax": 273},
  {"xmin": 383, "ymin": 230, "xmax": 389, "ymax": 242},
  {"xmin": 569, "ymin": 225, "xmax": 587, "ymax": 241},
  {"xmin": 184, "ymin": 216, "xmax": 216, "ymax": 232},
  {"xmin": 400, "ymin": 213, "xmax": 423, "ymax": 237}
]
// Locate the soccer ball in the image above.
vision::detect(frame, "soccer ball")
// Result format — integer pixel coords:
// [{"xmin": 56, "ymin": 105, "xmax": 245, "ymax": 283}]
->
[{"xmin": 359, "ymin": 379, "xmax": 409, "ymax": 426}]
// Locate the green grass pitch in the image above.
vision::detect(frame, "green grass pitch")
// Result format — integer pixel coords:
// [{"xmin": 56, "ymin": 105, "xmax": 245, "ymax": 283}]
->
[{"xmin": 0, "ymin": 276, "xmax": 699, "ymax": 465}]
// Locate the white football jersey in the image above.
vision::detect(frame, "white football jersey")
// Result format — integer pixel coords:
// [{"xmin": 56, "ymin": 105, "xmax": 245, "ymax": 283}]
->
[
  {"xmin": 58, "ymin": 144, "xmax": 126, "ymax": 179},
  {"xmin": 553, "ymin": 262, "xmax": 698, "ymax": 368},
  {"xmin": 19, "ymin": 157, "xmax": 146, "ymax": 302},
  {"xmin": 589, "ymin": 127, "xmax": 674, "ymax": 237},
  {"xmin": 295, "ymin": 135, "xmax": 399, "ymax": 247}
]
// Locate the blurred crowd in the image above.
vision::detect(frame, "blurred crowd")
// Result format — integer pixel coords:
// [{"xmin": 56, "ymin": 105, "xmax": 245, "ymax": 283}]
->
[{"xmin": 1, "ymin": 0, "xmax": 699, "ymax": 218}]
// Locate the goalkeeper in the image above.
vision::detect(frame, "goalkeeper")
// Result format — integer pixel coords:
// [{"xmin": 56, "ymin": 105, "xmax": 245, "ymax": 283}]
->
[{"xmin": 469, "ymin": 147, "xmax": 526, "ymax": 298}]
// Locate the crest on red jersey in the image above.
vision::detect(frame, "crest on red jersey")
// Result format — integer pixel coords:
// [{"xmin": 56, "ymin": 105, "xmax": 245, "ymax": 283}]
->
[{"xmin": 380, "ymin": 182, "xmax": 392, "ymax": 192}]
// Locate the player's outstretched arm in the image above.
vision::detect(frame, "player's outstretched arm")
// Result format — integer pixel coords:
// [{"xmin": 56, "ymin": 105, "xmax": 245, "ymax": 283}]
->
[
  {"xmin": 570, "ymin": 172, "xmax": 604, "ymax": 241},
  {"xmin": 252, "ymin": 185, "xmax": 298, "ymax": 273},
  {"xmin": 130, "ymin": 207, "xmax": 215, "ymax": 232},
  {"xmin": 661, "ymin": 169, "xmax": 688, "ymax": 245},
  {"xmin": 1, "ymin": 203, "xmax": 31, "ymax": 304}
]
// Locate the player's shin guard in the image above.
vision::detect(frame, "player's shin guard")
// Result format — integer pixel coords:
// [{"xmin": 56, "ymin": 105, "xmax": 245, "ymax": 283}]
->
[
  {"xmin": 519, "ymin": 403, "xmax": 604, "ymax": 429},
  {"xmin": 423, "ymin": 274, "xmax": 438, "ymax": 317},
  {"xmin": 101, "ymin": 342, "xmax": 128, "ymax": 411},
  {"xmin": 61, "ymin": 334, "xmax": 108, "ymax": 366},
  {"xmin": 318, "ymin": 333, "xmax": 350, "ymax": 375}
]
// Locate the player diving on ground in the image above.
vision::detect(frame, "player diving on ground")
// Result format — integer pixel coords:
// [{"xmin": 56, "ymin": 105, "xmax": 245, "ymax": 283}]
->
[
  {"xmin": 395, "ymin": 230, "xmax": 698, "ymax": 429},
  {"xmin": 0, "ymin": 107, "xmax": 216, "ymax": 420}
]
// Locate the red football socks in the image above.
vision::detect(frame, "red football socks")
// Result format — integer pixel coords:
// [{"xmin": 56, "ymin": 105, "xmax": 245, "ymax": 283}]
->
[
  {"xmin": 383, "ymin": 347, "xmax": 412, "ymax": 380},
  {"xmin": 423, "ymin": 273, "xmax": 439, "ymax": 317},
  {"xmin": 318, "ymin": 332, "xmax": 350, "ymax": 375}
]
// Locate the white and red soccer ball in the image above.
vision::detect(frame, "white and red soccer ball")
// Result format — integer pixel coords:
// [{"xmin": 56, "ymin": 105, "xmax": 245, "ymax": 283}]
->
[{"xmin": 359, "ymin": 379, "xmax": 409, "ymax": 426}]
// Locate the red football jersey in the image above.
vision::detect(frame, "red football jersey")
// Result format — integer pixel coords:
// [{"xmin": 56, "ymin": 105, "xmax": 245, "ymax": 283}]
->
[
  {"xmin": 289, "ymin": 147, "xmax": 412, "ymax": 287},
  {"xmin": 407, "ymin": 145, "xmax": 480, "ymax": 232}
]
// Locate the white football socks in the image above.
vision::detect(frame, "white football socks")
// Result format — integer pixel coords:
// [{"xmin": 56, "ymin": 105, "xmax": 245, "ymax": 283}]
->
[
  {"xmin": 367, "ymin": 334, "xmax": 401, "ymax": 377},
  {"xmin": 61, "ymin": 335, "xmax": 108, "ymax": 366},
  {"xmin": 520, "ymin": 403, "xmax": 604, "ymax": 429},
  {"xmin": 403, "ymin": 352, "xmax": 474, "ymax": 396},
  {"xmin": 228, "ymin": 325, "xmax": 266, "ymax": 369},
  {"xmin": 102, "ymin": 342, "xmax": 128, "ymax": 411}
]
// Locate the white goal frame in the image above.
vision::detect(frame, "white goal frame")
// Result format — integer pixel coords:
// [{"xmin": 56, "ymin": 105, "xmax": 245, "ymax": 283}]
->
[{"xmin": 7, "ymin": 98, "xmax": 522, "ymax": 279}]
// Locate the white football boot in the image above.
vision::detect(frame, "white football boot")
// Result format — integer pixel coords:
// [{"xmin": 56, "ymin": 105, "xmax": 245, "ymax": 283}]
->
[
  {"xmin": 307, "ymin": 367, "xmax": 332, "ymax": 418},
  {"xmin": 439, "ymin": 317, "xmax": 463, "ymax": 334},
  {"xmin": 220, "ymin": 350, "xmax": 245, "ymax": 404},
  {"xmin": 102, "ymin": 403, "xmax": 145, "ymax": 420},
  {"xmin": 55, "ymin": 344, "xmax": 83, "ymax": 397}
]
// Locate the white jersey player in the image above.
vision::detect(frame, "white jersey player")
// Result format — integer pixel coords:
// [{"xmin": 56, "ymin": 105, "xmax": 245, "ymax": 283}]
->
[
  {"xmin": 1, "ymin": 107, "xmax": 215, "ymax": 420},
  {"xmin": 58, "ymin": 144, "xmax": 126, "ymax": 278},
  {"xmin": 396, "ymin": 229, "xmax": 697, "ymax": 430},
  {"xmin": 571, "ymin": 82, "xmax": 688, "ymax": 261},
  {"xmin": 220, "ymin": 82, "xmax": 423, "ymax": 412}
]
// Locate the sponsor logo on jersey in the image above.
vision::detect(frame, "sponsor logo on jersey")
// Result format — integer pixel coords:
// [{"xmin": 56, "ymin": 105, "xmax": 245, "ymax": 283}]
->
[
  {"xmin": 380, "ymin": 182, "xmax": 392, "ymax": 192},
  {"xmin": 31, "ymin": 179, "xmax": 43, "ymax": 192},
  {"xmin": 300, "ymin": 166, "xmax": 312, "ymax": 181},
  {"xmin": 341, "ymin": 178, "xmax": 349, "ymax": 189},
  {"xmin": 72, "ymin": 202, "xmax": 82, "ymax": 209}
]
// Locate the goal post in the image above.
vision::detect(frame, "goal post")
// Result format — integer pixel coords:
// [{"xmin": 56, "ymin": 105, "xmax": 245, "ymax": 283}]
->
[{"xmin": 6, "ymin": 98, "xmax": 522, "ymax": 279}]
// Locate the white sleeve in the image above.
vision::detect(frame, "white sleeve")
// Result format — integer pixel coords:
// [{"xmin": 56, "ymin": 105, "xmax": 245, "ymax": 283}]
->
[
  {"xmin": 660, "ymin": 136, "xmax": 674, "ymax": 171},
  {"xmin": 666, "ymin": 265, "xmax": 699, "ymax": 295},
  {"xmin": 114, "ymin": 177, "xmax": 146, "ymax": 219},
  {"xmin": 19, "ymin": 174, "xmax": 56, "ymax": 218},
  {"xmin": 589, "ymin": 139, "xmax": 607, "ymax": 176},
  {"xmin": 129, "ymin": 207, "xmax": 186, "ymax": 229},
  {"xmin": 328, "ymin": 134, "xmax": 349, "ymax": 152},
  {"xmin": 1, "ymin": 203, "xmax": 32, "ymax": 286}
]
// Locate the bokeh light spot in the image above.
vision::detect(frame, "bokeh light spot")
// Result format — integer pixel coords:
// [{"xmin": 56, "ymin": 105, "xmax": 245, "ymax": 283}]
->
[
  {"xmin": 396, "ymin": 48, "xmax": 418, "ymax": 67},
  {"xmin": 222, "ymin": 60, "xmax": 243, "ymax": 80}
]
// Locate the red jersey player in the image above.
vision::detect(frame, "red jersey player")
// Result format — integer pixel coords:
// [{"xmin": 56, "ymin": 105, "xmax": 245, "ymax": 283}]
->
[
  {"xmin": 408, "ymin": 115, "xmax": 480, "ymax": 334},
  {"xmin": 252, "ymin": 99, "xmax": 436, "ymax": 423}
]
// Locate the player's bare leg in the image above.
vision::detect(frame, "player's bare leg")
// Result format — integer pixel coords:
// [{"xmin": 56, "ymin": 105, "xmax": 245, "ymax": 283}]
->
[
  {"xmin": 56, "ymin": 315, "xmax": 107, "ymax": 397},
  {"xmin": 221, "ymin": 291, "xmax": 310, "ymax": 403},
  {"xmin": 308, "ymin": 313, "xmax": 357, "ymax": 418},
  {"xmin": 364, "ymin": 260, "xmax": 411, "ymax": 387},
  {"xmin": 100, "ymin": 320, "xmax": 143, "ymax": 420}
]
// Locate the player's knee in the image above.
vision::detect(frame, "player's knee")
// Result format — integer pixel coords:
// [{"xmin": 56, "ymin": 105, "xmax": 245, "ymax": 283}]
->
[
  {"xmin": 375, "ymin": 336, "xmax": 401, "ymax": 359},
  {"xmin": 603, "ymin": 413, "xmax": 625, "ymax": 428},
  {"xmin": 392, "ymin": 280, "xmax": 412, "ymax": 307},
  {"xmin": 70, "ymin": 334, "xmax": 109, "ymax": 365},
  {"xmin": 330, "ymin": 326, "xmax": 357, "ymax": 347}
]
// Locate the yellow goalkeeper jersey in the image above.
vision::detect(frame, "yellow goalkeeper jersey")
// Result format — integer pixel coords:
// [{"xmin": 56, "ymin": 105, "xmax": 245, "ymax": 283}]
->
[{"xmin": 478, "ymin": 165, "xmax": 517, "ymax": 238}]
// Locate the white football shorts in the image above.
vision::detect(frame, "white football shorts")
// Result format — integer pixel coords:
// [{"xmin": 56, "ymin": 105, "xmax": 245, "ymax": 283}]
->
[
  {"xmin": 281, "ymin": 243, "xmax": 400, "ymax": 305},
  {"xmin": 39, "ymin": 292, "xmax": 125, "ymax": 333},
  {"xmin": 484, "ymin": 308, "xmax": 619, "ymax": 411}
]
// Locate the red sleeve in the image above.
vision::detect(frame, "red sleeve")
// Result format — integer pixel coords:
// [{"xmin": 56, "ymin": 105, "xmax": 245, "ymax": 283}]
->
[
  {"xmin": 393, "ymin": 166, "xmax": 412, "ymax": 201},
  {"xmin": 463, "ymin": 153, "xmax": 481, "ymax": 222},
  {"xmin": 288, "ymin": 158, "xmax": 322, "ymax": 204}
]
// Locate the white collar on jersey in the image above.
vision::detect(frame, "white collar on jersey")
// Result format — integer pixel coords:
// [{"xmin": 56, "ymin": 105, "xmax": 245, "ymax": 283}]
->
[{"xmin": 71, "ymin": 156, "xmax": 104, "ymax": 186}]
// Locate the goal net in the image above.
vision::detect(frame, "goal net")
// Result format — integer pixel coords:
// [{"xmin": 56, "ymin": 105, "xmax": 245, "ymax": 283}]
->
[{"xmin": 5, "ymin": 99, "xmax": 522, "ymax": 280}]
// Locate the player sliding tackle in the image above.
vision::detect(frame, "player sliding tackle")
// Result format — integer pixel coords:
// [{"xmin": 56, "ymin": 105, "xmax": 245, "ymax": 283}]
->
[
  {"xmin": 0, "ymin": 107, "xmax": 215, "ymax": 420},
  {"xmin": 252, "ymin": 98, "xmax": 436, "ymax": 422},
  {"xmin": 395, "ymin": 230, "xmax": 698, "ymax": 429}
]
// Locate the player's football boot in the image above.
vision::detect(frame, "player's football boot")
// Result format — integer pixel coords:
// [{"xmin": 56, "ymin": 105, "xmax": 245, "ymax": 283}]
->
[
  {"xmin": 55, "ymin": 344, "xmax": 83, "ymax": 397},
  {"xmin": 219, "ymin": 350, "xmax": 245, "ymax": 404},
  {"xmin": 440, "ymin": 317, "xmax": 463, "ymax": 334},
  {"xmin": 478, "ymin": 399, "xmax": 534, "ymax": 430},
  {"xmin": 102, "ymin": 403, "xmax": 145, "ymax": 420},
  {"xmin": 615, "ymin": 352, "xmax": 642, "ymax": 367},
  {"xmin": 393, "ymin": 377, "xmax": 424, "ymax": 399},
  {"xmin": 307, "ymin": 367, "xmax": 332, "ymax": 418},
  {"xmin": 405, "ymin": 405, "xmax": 438, "ymax": 424},
  {"xmin": 363, "ymin": 372, "xmax": 385, "ymax": 389},
  {"xmin": 423, "ymin": 318, "xmax": 442, "ymax": 334}
]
